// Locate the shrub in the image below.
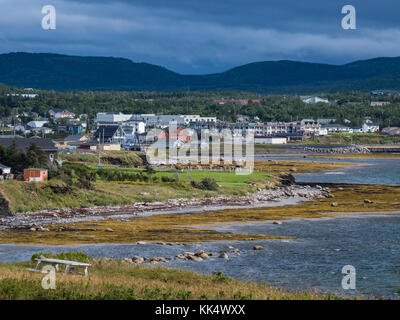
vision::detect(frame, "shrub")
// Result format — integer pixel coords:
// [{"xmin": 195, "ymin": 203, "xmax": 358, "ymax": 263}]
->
[
  {"xmin": 31, "ymin": 251, "xmax": 91, "ymax": 263},
  {"xmin": 212, "ymin": 271, "xmax": 231, "ymax": 283},
  {"xmin": 191, "ymin": 178, "xmax": 218, "ymax": 191},
  {"xmin": 161, "ymin": 176, "xmax": 177, "ymax": 183}
]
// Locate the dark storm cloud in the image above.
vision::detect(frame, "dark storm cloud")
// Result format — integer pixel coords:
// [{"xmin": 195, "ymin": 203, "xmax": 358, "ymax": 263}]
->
[{"xmin": 0, "ymin": 0, "xmax": 400, "ymax": 73}]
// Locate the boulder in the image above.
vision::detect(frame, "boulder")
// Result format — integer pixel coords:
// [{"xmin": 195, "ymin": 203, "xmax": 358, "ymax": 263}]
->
[
  {"xmin": 105, "ymin": 228, "xmax": 114, "ymax": 232},
  {"xmin": 272, "ymin": 221, "xmax": 282, "ymax": 225},
  {"xmin": 154, "ymin": 257, "xmax": 169, "ymax": 262},
  {"xmin": 174, "ymin": 254, "xmax": 186, "ymax": 260},
  {"xmin": 132, "ymin": 256, "xmax": 144, "ymax": 263},
  {"xmin": 187, "ymin": 255, "xmax": 203, "ymax": 262},
  {"xmin": 194, "ymin": 250, "xmax": 205, "ymax": 256},
  {"xmin": 364, "ymin": 199, "xmax": 374, "ymax": 204},
  {"xmin": 253, "ymin": 245, "xmax": 265, "ymax": 250},
  {"xmin": 219, "ymin": 252, "xmax": 229, "ymax": 259},
  {"xmin": 199, "ymin": 252, "xmax": 209, "ymax": 259},
  {"xmin": 331, "ymin": 202, "xmax": 338, "ymax": 207}
]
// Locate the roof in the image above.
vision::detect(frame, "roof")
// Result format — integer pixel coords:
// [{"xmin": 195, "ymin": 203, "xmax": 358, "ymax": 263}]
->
[
  {"xmin": 65, "ymin": 135, "xmax": 86, "ymax": 141},
  {"xmin": 94, "ymin": 126, "xmax": 119, "ymax": 140},
  {"xmin": 0, "ymin": 164, "xmax": 11, "ymax": 170},
  {"xmin": 68, "ymin": 140, "xmax": 119, "ymax": 147},
  {"xmin": 322, "ymin": 124, "xmax": 350, "ymax": 128},
  {"xmin": 0, "ymin": 137, "xmax": 57, "ymax": 152},
  {"xmin": 27, "ymin": 121, "xmax": 48, "ymax": 128}
]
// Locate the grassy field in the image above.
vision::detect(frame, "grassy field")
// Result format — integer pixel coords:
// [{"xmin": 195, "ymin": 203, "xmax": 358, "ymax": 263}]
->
[
  {"xmin": 0, "ymin": 253, "xmax": 342, "ymax": 300},
  {"xmin": 59, "ymin": 151, "xmax": 144, "ymax": 166},
  {"xmin": 302, "ymin": 133, "xmax": 400, "ymax": 145}
]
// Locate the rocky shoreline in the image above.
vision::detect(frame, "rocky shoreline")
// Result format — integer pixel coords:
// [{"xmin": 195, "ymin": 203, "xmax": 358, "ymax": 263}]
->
[
  {"xmin": 304, "ymin": 144, "xmax": 370, "ymax": 154},
  {"xmin": 0, "ymin": 184, "xmax": 332, "ymax": 231},
  {"xmin": 102, "ymin": 244, "xmax": 267, "ymax": 266}
]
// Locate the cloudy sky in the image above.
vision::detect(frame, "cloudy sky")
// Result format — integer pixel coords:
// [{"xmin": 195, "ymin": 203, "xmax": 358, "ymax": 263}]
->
[{"xmin": 0, "ymin": 0, "xmax": 399, "ymax": 74}]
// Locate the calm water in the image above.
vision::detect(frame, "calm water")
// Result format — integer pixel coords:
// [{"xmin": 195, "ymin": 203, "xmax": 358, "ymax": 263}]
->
[
  {"xmin": 257, "ymin": 156, "xmax": 400, "ymax": 185},
  {"xmin": 1, "ymin": 156, "xmax": 399, "ymax": 298}
]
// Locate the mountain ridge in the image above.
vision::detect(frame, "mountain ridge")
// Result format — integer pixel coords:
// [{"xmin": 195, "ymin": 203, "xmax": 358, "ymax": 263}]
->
[{"xmin": 1, "ymin": 52, "xmax": 400, "ymax": 93}]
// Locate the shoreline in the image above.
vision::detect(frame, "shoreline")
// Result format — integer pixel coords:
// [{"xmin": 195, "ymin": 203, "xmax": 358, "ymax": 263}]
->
[
  {"xmin": 1, "ymin": 210, "xmax": 399, "ymax": 248},
  {"xmin": 0, "ymin": 184, "xmax": 331, "ymax": 230}
]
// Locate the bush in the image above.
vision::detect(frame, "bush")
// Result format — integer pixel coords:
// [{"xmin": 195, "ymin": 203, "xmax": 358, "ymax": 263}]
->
[
  {"xmin": 31, "ymin": 251, "xmax": 91, "ymax": 263},
  {"xmin": 191, "ymin": 178, "xmax": 218, "ymax": 191},
  {"xmin": 161, "ymin": 176, "xmax": 177, "ymax": 183}
]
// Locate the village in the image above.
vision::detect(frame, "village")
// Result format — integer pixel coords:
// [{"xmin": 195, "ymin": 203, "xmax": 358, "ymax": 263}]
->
[{"xmin": 0, "ymin": 90, "xmax": 399, "ymax": 183}]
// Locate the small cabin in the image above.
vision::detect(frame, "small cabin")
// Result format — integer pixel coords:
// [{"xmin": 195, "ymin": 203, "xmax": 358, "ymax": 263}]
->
[{"xmin": 24, "ymin": 168, "xmax": 48, "ymax": 182}]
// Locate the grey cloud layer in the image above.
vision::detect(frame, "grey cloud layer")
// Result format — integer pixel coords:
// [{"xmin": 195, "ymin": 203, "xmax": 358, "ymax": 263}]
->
[{"xmin": 0, "ymin": 0, "xmax": 399, "ymax": 73}]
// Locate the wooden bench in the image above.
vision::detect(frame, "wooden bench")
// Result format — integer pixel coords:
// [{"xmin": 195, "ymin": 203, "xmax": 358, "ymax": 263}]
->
[{"xmin": 28, "ymin": 258, "xmax": 91, "ymax": 276}]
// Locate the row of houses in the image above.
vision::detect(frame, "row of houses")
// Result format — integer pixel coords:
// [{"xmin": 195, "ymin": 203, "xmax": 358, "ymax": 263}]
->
[{"xmin": 96, "ymin": 113, "xmax": 217, "ymax": 128}]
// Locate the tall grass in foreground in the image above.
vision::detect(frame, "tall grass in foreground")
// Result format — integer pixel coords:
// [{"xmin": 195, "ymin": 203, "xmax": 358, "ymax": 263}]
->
[{"xmin": 0, "ymin": 252, "xmax": 346, "ymax": 300}]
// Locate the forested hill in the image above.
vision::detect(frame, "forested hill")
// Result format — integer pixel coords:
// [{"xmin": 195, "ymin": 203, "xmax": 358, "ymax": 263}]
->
[{"xmin": 2, "ymin": 52, "xmax": 400, "ymax": 93}]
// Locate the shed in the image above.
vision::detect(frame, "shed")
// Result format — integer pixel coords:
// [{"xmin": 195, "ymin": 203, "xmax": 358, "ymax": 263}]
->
[{"xmin": 24, "ymin": 168, "xmax": 48, "ymax": 182}]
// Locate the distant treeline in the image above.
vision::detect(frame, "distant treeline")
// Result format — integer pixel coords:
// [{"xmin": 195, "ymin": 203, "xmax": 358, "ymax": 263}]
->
[{"xmin": 1, "ymin": 84, "xmax": 399, "ymax": 127}]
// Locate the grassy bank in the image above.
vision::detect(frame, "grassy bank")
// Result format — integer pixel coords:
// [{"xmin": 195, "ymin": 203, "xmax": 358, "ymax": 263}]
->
[
  {"xmin": 59, "ymin": 151, "xmax": 144, "ymax": 166},
  {"xmin": 302, "ymin": 133, "xmax": 400, "ymax": 145},
  {"xmin": 0, "ymin": 253, "xmax": 341, "ymax": 300},
  {"xmin": 0, "ymin": 160, "xmax": 350, "ymax": 214}
]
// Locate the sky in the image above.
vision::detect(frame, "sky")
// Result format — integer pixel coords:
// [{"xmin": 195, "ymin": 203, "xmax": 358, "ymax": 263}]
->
[{"xmin": 0, "ymin": 0, "xmax": 400, "ymax": 74}]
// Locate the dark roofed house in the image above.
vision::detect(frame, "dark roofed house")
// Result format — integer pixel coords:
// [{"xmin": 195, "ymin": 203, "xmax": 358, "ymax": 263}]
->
[
  {"xmin": 94, "ymin": 125, "xmax": 125, "ymax": 143},
  {"xmin": 0, "ymin": 137, "xmax": 58, "ymax": 163}
]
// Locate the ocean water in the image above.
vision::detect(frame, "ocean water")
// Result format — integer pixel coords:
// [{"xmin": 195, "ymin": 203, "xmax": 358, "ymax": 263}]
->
[{"xmin": 257, "ymin": 157, "xmax": 400, "ymax": 185}]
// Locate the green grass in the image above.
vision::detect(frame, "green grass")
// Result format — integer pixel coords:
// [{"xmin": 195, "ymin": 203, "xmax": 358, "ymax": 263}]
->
[
  {"xmin": 154, "ymin": 169, "xmax": 270, "ymax": 188},
  {"xmin": 302, "ymin": 133, "xmax": 400, "ymax": 145},
  {"xmin": 59, "ymin": 151, "xmax": 144, "ymax": 166}
]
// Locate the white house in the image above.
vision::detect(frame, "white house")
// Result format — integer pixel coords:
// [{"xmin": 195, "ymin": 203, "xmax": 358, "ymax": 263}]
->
[
  {"xmin": 322, "ymin": 124, "xmax": 353, "ymax": 133},
  {"xmin": 0, "ymin": 164, "xmax": 11, "ymax": 174},
  {"xmin": 6, "ymin": 93, "xmax": 38, "ymax": 98},
  {"xmin": 362, "ymin": 122, "xmax": 380, "ymax": 133},
  {"xmin": 316, "ymin": 128, "xmax": 328, "ymax": 136},
  {"xmin": 254, "ymin": 137, "xmax": 287, "ymax": 144},
  {"xmin": 49, "ymin": 109, "xmax": 75, "ymax": 120},
  {"xmin": 26, "ymin": 121, "xmax": 48, "ymax": 128},
  {"xmin": 96, "ymin": 112, "xmax": 133, "ymax": 123}
]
